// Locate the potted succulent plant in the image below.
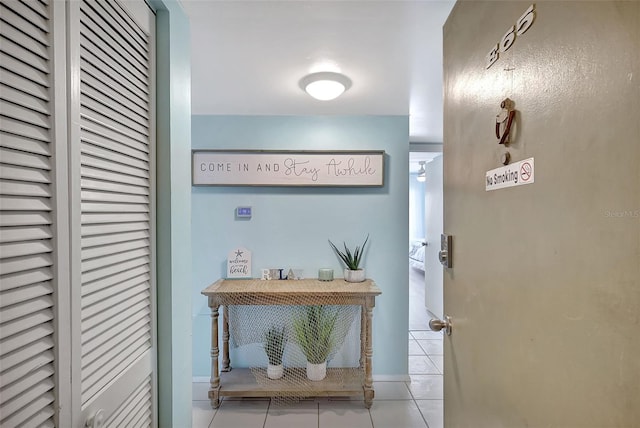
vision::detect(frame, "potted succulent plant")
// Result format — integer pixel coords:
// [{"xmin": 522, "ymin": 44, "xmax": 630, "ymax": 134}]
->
[
  {"xmin": 293, "ymin": 305, "xmax": 338, "ymax": 381},
  {"xmin": 264, "ymin": 326, "xmax": 286, "ymax": 379},
  {"xmin": 328, "ymin": 234, "xmax": 369, "ymax": 282}
]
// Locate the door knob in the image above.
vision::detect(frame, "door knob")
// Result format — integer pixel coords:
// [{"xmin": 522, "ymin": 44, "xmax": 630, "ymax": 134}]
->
[
  {"xmin": 86, "ymin": 409, "xmax": 105, "ymax": 428},
  {"xmin": 429, "ymin": 315, "xmax": 452, "ymax": 336}
]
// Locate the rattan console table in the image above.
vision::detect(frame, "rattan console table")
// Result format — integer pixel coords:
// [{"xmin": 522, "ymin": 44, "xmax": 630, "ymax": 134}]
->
[{"xmin": 201, "ymin": 278, "xmax": 382, "ymax": 408}]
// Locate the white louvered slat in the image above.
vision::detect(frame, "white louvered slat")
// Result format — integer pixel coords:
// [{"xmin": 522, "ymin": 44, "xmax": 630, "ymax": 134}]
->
[
  {"xmin": 0, "ymin": 99, "xmax": 50, "ymax": 129},
  {"xmin": 0, "ymin": 164, "xmax": 50, "ymax": 183},
  {"xmin": 81, "ymin": 189, "xmax": 149, "ymax": 204},
  {"xmin": 81, "ymin": 114, "xmax": 149, "ymax": 152},
  {"xmin": 1, "ymin": 1, "xmax": 48, "ymax": 32},
  {"xmin": 81, "ymin": 212, "xmax": 149, "ymax": 225},
  {"xmin": 0, "ymin": 253, "xmax": 52, "ymax": 276},
  {"xmin": 79, "ymin": 29, "xmax": 148, "ymax": 96},
  {"xmin": 81, "ymin": 97, "xmax": 148, "ymax": 138},
  {"xmin": 89, "ymin": 0, "xmax": 148, "ymax": 61},
  {"xmin": 82, "ymin": 238, "xmax": 149, "ymax": 262},
  {"xmin": 80, "ymin": 264, "xmax": 149, "ymax": 297},
  {"xmin": 81, "ymin": 127, "xmax": 149, "ymax": 161},
  {"xmin": 0, "ymin": 321, "xmax": 54, "ymax": 358},
  {"xmin": 81, "ymin": 246, "xmax": 149, "ymax": 273},
  {"xmin": 1, "ymin": 390, "xmax": 55, "ymax": 428},
  {"xmin": 0, "ymin": 52, "xmax": 49, "ymax": 89},
  {"xmin": 81, "ymin": 331, "xmax": 150, "ymax": 399},
  {"xmin": 81, "ymin": 165, "xmax": 148, "ymax": 187},
  {"xmin": 0, "ymin": 358, "xmax": 54, "ymax": 403},
  {"xmin": 81, "ymin": 73, "xmax": 149, "ymax": 122},
  {"xmin": 82, "ymin": 312, "xmax": 150, "ymax": 366},
  {"xmin": 0, "ymin": 336, "xmax": 53, "ymax": 375},
  {"xmin": 81, "ymin": 221, "xmax": 148, "ymax": 237},
  {"xmin": 80, "ymin": 2, "xmax": 148, "ymax": 78},
  {"xmin": 0, "ymin": 131, "xmax": 50, "ymax": 155},
  {"xmin": 107, "ymin": 379, "xmax": 152, "ymax": 428},
  {"xmin": 82, "ymin": 278, "xmax": 149, "ymax": 319},
  {"xmin": 0, "ymin": 195, "xmax": 51, "ymax": 211},
  {"xmin": 82, "ymin": 229, "xmax": 149, "ymax": 248},
  {"xmin": 80, "ymin": 48, "xmax": 149, "ymax": 109},
  {"xmin": 0, "ymin": 387, "xmax": 54, "ymax": 428},
  {"xmin": 0, "ymin": 0, "xmax": 55, "ymax": 425},
  {"xmin": 22, "ymin": 0, "xmax": 49, "ymax": 18},
  {"xmin": 0, "ymin": 350, "xmax": 53, "ymax": 388},
  {"xmin": 0, "ymin": 211, "xmax": 51, "ymax": 227},
  {"xmin": 0, "ymin": 4, "xmax": 49, "ymax": 46},
  {"xmin": 0, "ymin": 309, "xmax": 53, "ymax": 339},
  {"xmin": 81, "ymin": 178, "xmax": 149, "ymax": 196},
  {"xmin": 1, "ymin": 83, "xmax": 50, "ymax": 114},
  {"xmin": 0, "ymin": 68, "xmax": 50, "ymax": 102},
  {"xmin": 0, "ymin": 147, "xmax": 51, "ymax": 169},
  {"xmin": 0, "ymin": 115, "xmax": 50, "ymax": 142},
  {"xmin": 0, "ymin": 180, "xmax": 50, "ymax": 198},
  {"xmin": 0, "ymin": 239, "xmax": 53, "ymax": 259},
  {"xmin": 81, "ymin": 299, "xmax": 150, "ymax": 345},
  {"xmin": 81, "ymin": 255, "xmax": 149, "ymax": 288},
  {"xmin": 0, "ymin": 224, "xmax": 51, "ymax": 243},
  {"xmin": 0, "ymin": 35, "xmax": 48, "ymax": 73},
  {"xmin": 0, "ymin": 290, "xmax": 53, "ymax": 323},
  {"xmin": 81, "ymin": 141, "xmax": 149, "ymax": 170},
  {"xmin": 82, "ymin": 202, "xmax": 148, "ymax": 214},
  {"xmin": 1, "ymin": 22, "xmax": 49, "ymax": 60},
  {"xmin": 0, "ymin": 267, "xmax": 52, "ymax": 292}
]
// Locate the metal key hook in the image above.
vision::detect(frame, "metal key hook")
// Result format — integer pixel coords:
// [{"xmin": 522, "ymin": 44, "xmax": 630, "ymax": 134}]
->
[{"xmin": 496, "ymin": 97, "xmax": 516, "ymax": 145}]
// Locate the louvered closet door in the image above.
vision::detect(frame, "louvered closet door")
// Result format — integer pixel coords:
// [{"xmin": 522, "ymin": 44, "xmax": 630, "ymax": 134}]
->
[
  {"xmin": 74, "ymin": 0, "xmax": 155, "ymax": 426},
  {"xmin": 0, "ymin": 1, "xmax": 57, "ymax": 427}
]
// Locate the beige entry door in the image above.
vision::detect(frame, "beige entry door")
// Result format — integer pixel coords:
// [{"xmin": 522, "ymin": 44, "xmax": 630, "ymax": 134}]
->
[{"xmin": 440, "ymin": 2, "xmax": 639, "ymax": 427}]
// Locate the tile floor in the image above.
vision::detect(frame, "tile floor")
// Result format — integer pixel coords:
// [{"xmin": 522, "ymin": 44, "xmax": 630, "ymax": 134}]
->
[{"xmin": 192, "ymin": 267, "xmax": 442, "ymax": 428}]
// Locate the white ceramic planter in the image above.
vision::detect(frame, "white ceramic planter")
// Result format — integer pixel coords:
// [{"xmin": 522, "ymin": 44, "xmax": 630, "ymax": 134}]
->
[
  {"xmin": 344, "ymin": 268, "xmax": 365, "ymax": 283},
  {"xmin": 306, "ymin": 361, "xmax": 327, "ymax": 381},
  {"xmin": 267, "ymin": 363, "xmax": 284, "ymax": 380}
]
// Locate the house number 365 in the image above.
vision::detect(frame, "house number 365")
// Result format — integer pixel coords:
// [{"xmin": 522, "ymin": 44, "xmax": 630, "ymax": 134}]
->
[{"xmin": 486, "ymin": 4, "xmax": 536, "ymax": 69}]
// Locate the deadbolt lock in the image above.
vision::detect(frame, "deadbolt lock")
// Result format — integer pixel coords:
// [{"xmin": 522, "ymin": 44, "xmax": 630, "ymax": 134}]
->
[{"xmin": 439, "ymin": 234, "xmax": 452, "ymax": 268}]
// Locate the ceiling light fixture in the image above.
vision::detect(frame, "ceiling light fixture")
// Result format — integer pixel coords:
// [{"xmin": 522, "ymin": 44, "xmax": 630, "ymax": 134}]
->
[
  {"xmin": 416, "ymin": 161, "xmax": 426, "ymax": 182},
  {"xmin": 299, "ymin": 72, "xmax": 352, "ymax": 101}
]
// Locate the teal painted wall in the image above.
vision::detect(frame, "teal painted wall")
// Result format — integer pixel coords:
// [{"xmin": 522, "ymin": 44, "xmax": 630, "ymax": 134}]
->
[
  {"xmin": 192, "ymin": 115, "xmax": 410, "ymax": 377},
  {"xmin": 152, "ymin": 1, "xmax": 192, "ymax": 427}
]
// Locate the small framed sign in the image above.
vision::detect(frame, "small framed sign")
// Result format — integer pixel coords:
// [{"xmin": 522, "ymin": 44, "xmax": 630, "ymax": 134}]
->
[{"xmin": 192, "ymin": 150, "xmax": 385, "ymax": 187}]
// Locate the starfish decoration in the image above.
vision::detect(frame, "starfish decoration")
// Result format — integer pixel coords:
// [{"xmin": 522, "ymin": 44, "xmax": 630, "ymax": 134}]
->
[{"xmin": 235, "ymin": 249, "xmax": 243, "ymax": 258}]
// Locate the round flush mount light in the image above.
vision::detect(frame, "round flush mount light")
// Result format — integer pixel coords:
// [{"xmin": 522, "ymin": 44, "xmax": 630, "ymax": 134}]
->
[{"xmin": 299, "ymin": 72, "xmax": 352, "ymax": 101}]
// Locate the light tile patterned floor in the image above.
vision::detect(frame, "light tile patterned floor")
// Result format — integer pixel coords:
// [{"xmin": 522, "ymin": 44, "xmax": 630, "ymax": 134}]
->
[{"xmin": 192, "ymin": 329, "xmax": 443, "ymax": 428}]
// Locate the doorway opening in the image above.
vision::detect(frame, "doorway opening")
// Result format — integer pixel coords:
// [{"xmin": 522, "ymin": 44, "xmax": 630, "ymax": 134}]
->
[{"xmin": 408, "ymin": 148, "xmax": 444, "ymax": 410}]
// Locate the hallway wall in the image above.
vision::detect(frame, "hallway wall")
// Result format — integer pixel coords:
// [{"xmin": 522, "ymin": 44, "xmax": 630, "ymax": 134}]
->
[{"xmin": 191, "ymin": 115, "xmax": 410, "ymax": 377}]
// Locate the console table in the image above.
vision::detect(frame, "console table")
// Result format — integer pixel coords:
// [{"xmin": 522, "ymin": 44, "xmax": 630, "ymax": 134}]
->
[{"xmin": 201, "ymin": 278, "xmax": 382, "ymax": 408}]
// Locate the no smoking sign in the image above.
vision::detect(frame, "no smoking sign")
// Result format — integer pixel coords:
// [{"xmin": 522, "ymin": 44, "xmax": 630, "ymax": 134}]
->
[{"xmin": 486, "ymin": 158, "xmax": 535, "ymax": 191}]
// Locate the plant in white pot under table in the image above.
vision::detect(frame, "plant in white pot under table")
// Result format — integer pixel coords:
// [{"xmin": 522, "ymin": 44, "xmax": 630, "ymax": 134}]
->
[
  {"xmin": 328, "ymin": 234, "xmax": 369, "ymax": 283},
  {"xmin": 264, "ymin": 326, "xmax": 286, "ymax": 379},
  {"xmin": 293, "ymin": 305, "xmax": 338, "ymax": 381}
]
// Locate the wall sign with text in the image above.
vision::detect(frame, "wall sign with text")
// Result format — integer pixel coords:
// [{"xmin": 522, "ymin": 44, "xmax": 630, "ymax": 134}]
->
[{"xmin": 192, "ymin": 150, "xmax": 385, "ymax": 187}]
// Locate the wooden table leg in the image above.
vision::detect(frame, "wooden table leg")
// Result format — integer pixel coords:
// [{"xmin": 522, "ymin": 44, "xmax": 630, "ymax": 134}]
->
[
  {"xmin": 208, "ymin": 302, "xmax": 221, "ymax": 408},
  {"xmin": 222, "ymin": 305, "xmax": 231, "ymax": 372},
  {"xmin": 360, "ymin": 304, "xmax": 366, "ymax": 369},
  {"xmin": 363, "ymin": 296, "xmax": 375, "ymax": 408}
]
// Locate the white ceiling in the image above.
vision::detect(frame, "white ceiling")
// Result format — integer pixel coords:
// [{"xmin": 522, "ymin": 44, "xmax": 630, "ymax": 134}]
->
[{"xmin": 181, "ymin": 0, "xmax": 455, "ymax": 145}]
